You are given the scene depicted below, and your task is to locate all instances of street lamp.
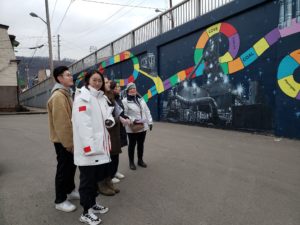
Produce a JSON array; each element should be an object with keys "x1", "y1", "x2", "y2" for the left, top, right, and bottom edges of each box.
[
  {"x1": 29, "y1": 12, "x2": 47, "y2": 24},
  {"x1": 28, "y1": 44, "x2": 44, "y2": 50},
  {"x1": 29, "y1": 0, "x2": 53, "y2": 76},
  {"x1": 155, "y1": 8, "x2": 174, "y2": 28}
]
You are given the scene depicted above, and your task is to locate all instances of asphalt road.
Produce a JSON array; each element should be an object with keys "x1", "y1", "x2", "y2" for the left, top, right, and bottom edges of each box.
[{"x1": 0, "y1": 114, "x2": 299, "y2": 225}]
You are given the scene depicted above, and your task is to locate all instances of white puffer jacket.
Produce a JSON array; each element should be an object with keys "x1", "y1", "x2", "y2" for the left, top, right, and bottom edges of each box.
[
  {"x1": 122, "y1": 95, "x2": 153, "y2": 133},
  {"x1": 72, "y1": 86, "x2": 115, "y2": 166}
]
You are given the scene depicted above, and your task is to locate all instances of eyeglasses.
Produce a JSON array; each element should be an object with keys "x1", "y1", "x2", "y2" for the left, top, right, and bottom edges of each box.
[{"x1": 62, "y1": 73, "x2": 72, "y2": 78}]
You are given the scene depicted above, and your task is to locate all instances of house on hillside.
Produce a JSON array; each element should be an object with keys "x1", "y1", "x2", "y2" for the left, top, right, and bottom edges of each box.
[{"x1": 0, "y1": 24, "x2": 20, "y2": 111}]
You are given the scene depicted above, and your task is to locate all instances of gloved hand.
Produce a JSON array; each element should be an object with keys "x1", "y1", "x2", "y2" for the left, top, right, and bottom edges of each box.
[{"x1": 149, "y1": 124, "x2": 153, "y2": 131}]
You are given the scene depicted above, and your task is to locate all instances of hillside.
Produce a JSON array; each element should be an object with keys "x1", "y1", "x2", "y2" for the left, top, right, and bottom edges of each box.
[{"x1": 17, "y1": 56, "x2": 76, "y2": 87}]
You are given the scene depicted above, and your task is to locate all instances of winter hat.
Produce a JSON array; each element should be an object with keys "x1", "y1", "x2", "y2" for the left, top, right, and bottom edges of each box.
[{"x1": 126, "y1": 82, "x2": 136, "y2": 90}]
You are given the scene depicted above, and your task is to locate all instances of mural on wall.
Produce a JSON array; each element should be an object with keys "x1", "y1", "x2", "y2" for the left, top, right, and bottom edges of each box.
[
  {"x1": 98, "y1": 51, "x2": 165, "y2": 95},
  {"x1": 75, "y1": 0, "x2": 300, "y2": 134}
]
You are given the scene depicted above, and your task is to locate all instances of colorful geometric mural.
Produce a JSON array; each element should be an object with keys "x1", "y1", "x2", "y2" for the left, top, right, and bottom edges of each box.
[
  {"x1": 142, "y1": 21, "x2": 300, "y2": 102},
  {"x1": 277, "y1": 49, "x2": 300, "y2": 99},
  {"x1": 74, "y1": 0, "x2": 300, "y2": 138},
  {"x1": 92, "y1": 16, "x2": 300, "y2": 102},
  {"x1": 98, "y1": 51, "x2": 164, "y2": 94}
]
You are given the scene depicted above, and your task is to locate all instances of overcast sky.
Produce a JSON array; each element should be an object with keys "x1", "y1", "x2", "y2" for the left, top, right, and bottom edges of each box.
[{"x1": 0, "y1": 0, "x2": 185, "y2": 61}]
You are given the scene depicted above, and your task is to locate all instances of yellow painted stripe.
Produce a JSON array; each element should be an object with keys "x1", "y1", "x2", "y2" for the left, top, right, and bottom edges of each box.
[
  {"x1": 219, "y1": 52, "x2": 233, "y2": 63},
  {"x1": 114, "y1": 55, "x2": 120, "y2": 63},
  {"x1": 253, "y1": 38, "x2": 270, "y2": 56},
  {"x1": 278, "y1": 75, "x2": 300, "y2": 98},
  {"x1": 206, "y1": 23, "x2": 221, "y2": 37}
]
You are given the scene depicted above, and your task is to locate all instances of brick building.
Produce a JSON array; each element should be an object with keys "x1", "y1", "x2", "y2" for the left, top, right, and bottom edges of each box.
[{"x1": 0, "y1": 24, "x2": 19, "y2": 111}]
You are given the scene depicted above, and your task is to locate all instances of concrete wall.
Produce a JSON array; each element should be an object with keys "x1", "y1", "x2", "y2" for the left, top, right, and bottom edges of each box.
[
  {"x1": 77, "y1": 0, "x2": 300, "y2": 139},
  {"x1": 0, "y1": 86, "x2": 18, "y2": 111},
  {"x1": 20, "y1": 77, "x2": 54, "y2": 108}
]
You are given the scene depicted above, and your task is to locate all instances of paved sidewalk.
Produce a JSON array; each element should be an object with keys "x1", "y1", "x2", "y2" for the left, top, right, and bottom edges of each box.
[{"x1": 0, "y1": 114, "x2": 299, "y2": 225}]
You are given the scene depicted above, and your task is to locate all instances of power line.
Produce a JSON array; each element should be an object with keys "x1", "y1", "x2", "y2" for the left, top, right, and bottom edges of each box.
[
  {"x1": 51, "y1": 0, "x2": 59, "y2": 22},
  {"x1": 71, "y1": 0, "x2": 136, "y2": 39},
  {"x1": 54, "y1": 0, "x2": 74, "y2": 34},
  {"x1": 82, "y1": 0, "x2": 165, "y2": 10},
  {"x1": 95, "y1": 0, "x2": 148, "y2": 43}
]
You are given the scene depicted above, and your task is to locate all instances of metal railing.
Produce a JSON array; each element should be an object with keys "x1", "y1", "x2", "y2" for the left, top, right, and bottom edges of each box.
[{"x1": 68, "y1": 0, "x2": 234, "y2": 74}]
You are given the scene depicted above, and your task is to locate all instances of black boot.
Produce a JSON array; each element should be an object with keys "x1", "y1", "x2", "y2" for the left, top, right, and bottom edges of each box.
[
  {"x1": 129, "y1": 161, "x2": 136, "y2": 170},
  {"x1": 138, "y1": 159, "x2": 147, "y2": 168}
]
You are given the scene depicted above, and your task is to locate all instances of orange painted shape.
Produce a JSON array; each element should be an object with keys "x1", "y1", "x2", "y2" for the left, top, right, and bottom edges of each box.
[
  {"x1": 124, "y1": 51, "x2": 131, "y2": 59},
  {"x1": 290, "y1": 49, "x2": 300, "y2": 64},
  {"x1": 228, "y1": 58, "x2": 244, "y2": 74},
  {"x1": 178, "y1": 70, "x2": 186, "y2": 81},
  {"x1": 120, "y1": 80, "x2": 125, "y2": 87},
  {"x1": 147, "y1": 90, "x2": 152, "y2": 98},
  {"x1": 196, "y1": 32, "x2": 209, "y2": 49}
]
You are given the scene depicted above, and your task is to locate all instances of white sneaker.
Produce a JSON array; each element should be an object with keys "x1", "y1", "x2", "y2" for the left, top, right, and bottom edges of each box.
[
  {"x1": 55, "y1": 200, "x2": 76, "y2": 212},
  {"x1": 112, "y1": 177, "x2": 120, "y2": 183},
  {"x1": 115, "y1": 172, "x2": 125, "y2": 179},
  {"x1": 80, "y1": 209, "x2": 101, "y2": 225},
  {"x1": 91, "y1": 203, "x2": 109, "y2": 214},
  {"x1": 67, "y1": 190, "x2": 80, "y2": 200}
]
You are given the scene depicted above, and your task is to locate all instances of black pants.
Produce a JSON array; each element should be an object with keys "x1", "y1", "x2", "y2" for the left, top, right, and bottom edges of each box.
[
  {"x1": 79, "y1": 164, "x2": 107, "y2": 212},
  {"x1": 109, "y1": 155, "x2": 119, "y2": 178},
  {"x1": 54, "y1": 143, "x2": 76, "y2": 204},
  {"x1": 127, "y1": 131, "x2": 147, "y2": 162}
]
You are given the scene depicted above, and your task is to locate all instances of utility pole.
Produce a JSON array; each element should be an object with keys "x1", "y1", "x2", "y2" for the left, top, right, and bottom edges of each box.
[
  {"x1": 57, "y1": 34, "x2": 61, "y2": 61},
  {"x1": 25, "y1": 64, "x2": 29, "y2": 88},
  {"x1": 169, "y1": 0, "x2": 174, "y2": 28},
  {"x1": 45, "y1": 0, "x2": 54, "y2": 75},
  {"x1": 89, "y1": 46, "x2": 97, "y2": 53}
]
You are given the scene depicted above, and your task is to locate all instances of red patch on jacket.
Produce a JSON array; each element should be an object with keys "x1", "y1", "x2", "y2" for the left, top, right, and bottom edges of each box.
[
  {"x1": 84, "y1": 146, "x2": 91, "y2": 153},
  {"x1": 79, "y1": 106, "x2": 86, "y2": 112}
]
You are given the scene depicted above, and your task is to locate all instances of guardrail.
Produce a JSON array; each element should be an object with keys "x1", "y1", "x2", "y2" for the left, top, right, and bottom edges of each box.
[{"x1": 68, "y1": 0, "x2": 234, "y2": 74}]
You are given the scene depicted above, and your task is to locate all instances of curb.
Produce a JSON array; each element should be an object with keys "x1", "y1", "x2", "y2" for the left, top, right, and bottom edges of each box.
[{"x1": 0, "y1": 111, "x2": 48, "y2": 115}]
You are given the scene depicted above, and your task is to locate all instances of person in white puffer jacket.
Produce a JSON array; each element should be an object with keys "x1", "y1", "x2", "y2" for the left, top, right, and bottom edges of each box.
[
  {"x1": 72, "y1": 70, "x2": 114, "y2": 225},
  {"x1": 122, "y1": 82, "x2": 153, "y2": 170}
]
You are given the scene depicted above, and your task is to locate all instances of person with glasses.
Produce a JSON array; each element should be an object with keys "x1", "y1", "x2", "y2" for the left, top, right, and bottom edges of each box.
[{"x1": 47, "y1": 66, "x2": 79, "y2": 213}]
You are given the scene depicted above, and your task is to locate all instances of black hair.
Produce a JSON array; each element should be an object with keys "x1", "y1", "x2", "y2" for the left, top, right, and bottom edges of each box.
[
  {"x1": 53, "y1": 66, "x2": 69, "y2": 83},
  {"x1": 84, "y1": 70, "x2": 105, "y2": 91},
  {"x1": 110, "y1": 81, "x2": 117, "y2": 90}
]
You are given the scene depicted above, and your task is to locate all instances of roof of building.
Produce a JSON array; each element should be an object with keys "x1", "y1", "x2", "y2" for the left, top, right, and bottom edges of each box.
[
  {"x1": 0, "y1": 24, "x2": 9, "y2": 30},
  {"x1": 9, "y1": 35, "x2": 19, "y2": 47}
]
